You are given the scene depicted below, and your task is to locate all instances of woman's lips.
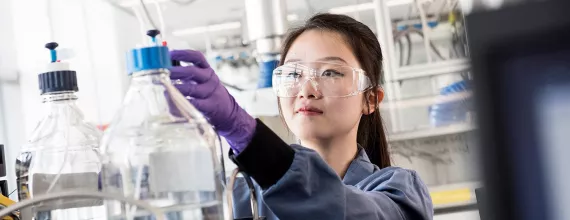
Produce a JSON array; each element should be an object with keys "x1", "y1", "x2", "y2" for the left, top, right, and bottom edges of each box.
[{"x1": 296, "y1": 106, "x2": 324, "y2": 116}]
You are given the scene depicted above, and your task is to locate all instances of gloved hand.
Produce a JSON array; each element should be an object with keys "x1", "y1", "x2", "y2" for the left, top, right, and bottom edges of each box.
[{"x1": 169, "y1": 50, "x2": 256, "y2": 153}]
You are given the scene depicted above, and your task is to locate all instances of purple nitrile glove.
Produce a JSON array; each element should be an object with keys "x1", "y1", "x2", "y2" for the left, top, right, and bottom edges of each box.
[{"x1": 169, "y1": 50, "x2": 256, "y2": 154}]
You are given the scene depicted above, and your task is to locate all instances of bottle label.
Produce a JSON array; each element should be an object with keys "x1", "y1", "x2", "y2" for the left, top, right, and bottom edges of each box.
[
  {"x1": 31, "y1": 172, "x2": 103, "y2": 211},
  {"x1": 149, "y1": 149, "x2": 215, "y2": 193}
]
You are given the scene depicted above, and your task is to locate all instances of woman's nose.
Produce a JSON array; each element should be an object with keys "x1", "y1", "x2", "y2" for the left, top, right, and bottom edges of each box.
[{"x1": 297, "y1": 78, "x2": 322, "y2": 99}]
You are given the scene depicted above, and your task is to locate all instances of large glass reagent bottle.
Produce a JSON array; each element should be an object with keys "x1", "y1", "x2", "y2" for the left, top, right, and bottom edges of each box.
[
  {"x1": 100, "y1": 36, "x2": 224, "y2": 220},
  {"x1": 16, "y1": 42, "x2": 104, "y2": 220}
]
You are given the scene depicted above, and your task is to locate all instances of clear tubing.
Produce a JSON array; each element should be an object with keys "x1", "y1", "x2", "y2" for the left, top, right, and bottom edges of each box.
[
  {"x1": 116, "y1": 73, "x2": 224, "y2": 219},
  {"x1": 132, "y1": 0, "x2": 166, "y2": 45},
  {"x1": 20, "y1": 91, "x2": 102, "y2": 220},
  {"x1": 150, "y1": 0, "x2": 166, "y2": 41},
  {"x1": 225, "y1": 169, "x2": 238, "y2": 220},
  {"x1": 416, "y1": 0, "x2": 433, "y2": 62},
  {"x1": 159, "y1": 77, "x2": 200, "y2": 123},
  {"x1": 45, "y1": 93, "x2": 77, "y2": 194},
  {"x1": 0, "y1": 191, "x2": 166, "y2": 220},
  {"x1": 45, "y1": 105, "x2": 69, "y2": 193},
  {"x1": 127, "y1": 164, "x2": 145, "y2": 220},
  {"x1": 132, "y1": 7, "x2": 148, "y2": 43},
  {"x1": 160, "y1": 74, "x2": 231, "y2": 218},
  {"x1": 225, "y1": 169, "x2": 260, "y2": 220}
]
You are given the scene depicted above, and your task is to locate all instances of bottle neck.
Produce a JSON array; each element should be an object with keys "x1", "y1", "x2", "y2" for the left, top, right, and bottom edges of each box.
[
  {"x1": 130, "y1": 68, "x2": 171, "y2": 87},
  {"x1": 42, "y1": 91, "x2": 78, "y2": 103},
  {"x1": 127, "y1": 69, "x2": 174, "y2": 117},
  {"x1": 40, "y1": 91, "x2": 84, "y2": 121},
  {"x1": 131, "y1": 68, "x2": 169, "y2": 77}
]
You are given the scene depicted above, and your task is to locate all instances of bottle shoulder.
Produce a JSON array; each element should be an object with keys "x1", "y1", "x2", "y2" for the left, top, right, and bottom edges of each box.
[
  {"x1": 101, "y1": 75, "x2": 216, "y2": 154},
  {"x1": 24, "y1": 116, "x2": 101, "y2": 151}
]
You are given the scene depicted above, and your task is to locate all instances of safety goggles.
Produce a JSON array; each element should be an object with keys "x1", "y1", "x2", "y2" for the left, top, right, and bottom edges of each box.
[{"x1": 272, "y1": 61, "x2": 373, "y2": 98}]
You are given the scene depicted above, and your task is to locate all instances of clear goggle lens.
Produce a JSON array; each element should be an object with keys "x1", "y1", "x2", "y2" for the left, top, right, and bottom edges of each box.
[{"x1": 272, "y1": 62, "x2": 373, "y2": 97}]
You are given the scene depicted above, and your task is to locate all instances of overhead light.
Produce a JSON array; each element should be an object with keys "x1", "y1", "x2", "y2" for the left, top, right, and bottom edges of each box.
[
  {"x1": 287, "y1": 14, "x2": 299, "y2": 21},
  {"x1": 207, "y1": 22, "x2": 241, "y2": 32},
  {"x1": 329, "y1": 0, "x2": 414, "y2": 14},
  {"x1": 172, "y1": 22, "x2": 241, "y2": 36},
  {"x1": 329, "y1": 2, "x2": 375, "y2": 14},
  {"x1": 387, "y1": 0, "x2": 414, "y2": 7}
]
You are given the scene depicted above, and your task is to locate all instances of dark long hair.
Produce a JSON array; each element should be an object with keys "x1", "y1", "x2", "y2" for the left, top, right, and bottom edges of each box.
[{"x1": 278, "y1": 13, "x2": 391, "y2": 168}]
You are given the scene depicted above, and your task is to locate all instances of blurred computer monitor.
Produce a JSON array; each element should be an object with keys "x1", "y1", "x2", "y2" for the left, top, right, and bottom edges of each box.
[{"x1": 468, "y1": 1, "x2": 570, "y2": 220}]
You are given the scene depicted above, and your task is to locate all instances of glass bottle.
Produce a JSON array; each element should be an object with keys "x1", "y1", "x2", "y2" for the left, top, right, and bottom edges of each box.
[
  {"x1": 16, "y1": 42, "x2": 104, "y2": 220},
  {"x1": 100, "y1": 32, "x2": 224, "y2": 220}
]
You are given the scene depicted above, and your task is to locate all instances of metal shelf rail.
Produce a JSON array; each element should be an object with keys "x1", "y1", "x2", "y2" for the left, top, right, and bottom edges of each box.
[
  {"x1": 389, "y1": 122, "x2": 476, "y2": 142},
  {"x1": 395, "y1": 58, "x2": 470, "y2": 81}
]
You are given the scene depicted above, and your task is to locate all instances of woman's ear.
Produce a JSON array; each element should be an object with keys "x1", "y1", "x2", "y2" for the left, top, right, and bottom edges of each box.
[{"x1": 362, "y1": 88, "x2": 384, "y2": 115}]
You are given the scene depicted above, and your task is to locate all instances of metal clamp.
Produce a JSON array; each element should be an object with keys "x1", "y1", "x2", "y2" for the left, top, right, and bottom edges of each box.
[{"x1": 226, "y1": 168, "x2": 265, "y2": 220}]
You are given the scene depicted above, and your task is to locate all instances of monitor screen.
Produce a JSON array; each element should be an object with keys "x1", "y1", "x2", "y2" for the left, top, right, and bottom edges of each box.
[
  {"x1": 498, "y1": 50, "x2": 570, "y2": 220},
  {"x1": 536, "y1": 82, "x2": 570, "y2": 220}
]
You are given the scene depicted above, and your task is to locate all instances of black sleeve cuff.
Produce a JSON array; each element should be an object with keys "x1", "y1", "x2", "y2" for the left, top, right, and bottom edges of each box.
[{"x1": 229, "y1": 119, "x2": 295, "y2": 189}]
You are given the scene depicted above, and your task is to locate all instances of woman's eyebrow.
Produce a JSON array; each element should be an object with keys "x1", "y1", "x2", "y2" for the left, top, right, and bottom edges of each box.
[
  {"x1": 284, "y1": 58, "x2": 301, "y2": 63},
  {"x1": 285, "y1": 57, "x2": 348, "y2": 63},
  {"x1": 316, "y1": 56, "x2": 348, "y2": 64}
]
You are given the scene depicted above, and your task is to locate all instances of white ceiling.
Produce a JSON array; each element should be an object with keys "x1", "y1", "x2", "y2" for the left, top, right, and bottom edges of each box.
[
  {"x1": 108, "y1": 0, "x2": 451, "y2": 50},
  {"x1": 112, "y1": 0, "x2": 375, "y2": 26}
]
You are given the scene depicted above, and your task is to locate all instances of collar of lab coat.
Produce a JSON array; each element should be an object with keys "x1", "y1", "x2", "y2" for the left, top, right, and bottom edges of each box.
[{"x1": 342, "y1": 146, "x2": 380, "y2": 185}]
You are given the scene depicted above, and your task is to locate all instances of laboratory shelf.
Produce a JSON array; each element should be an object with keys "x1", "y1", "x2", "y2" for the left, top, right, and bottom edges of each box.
[
  {"x1": 229, "y1": 85, "x2": 475, "y2": 142},
  {"x1": 429, "y1": 181, "x2": 481, "y2": 210},
  {"x1": 394, "y1": 59, "x2": 471, "y2": 81},
  {"x1": 381, "y1": 91, "x2": 472, "y2": 109},
  {"x1": 388, "y1": 123, "x2": 476, "y2": 142}
]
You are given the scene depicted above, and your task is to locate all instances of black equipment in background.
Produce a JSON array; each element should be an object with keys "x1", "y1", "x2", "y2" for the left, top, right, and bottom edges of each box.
[{"x1": 468, "y1": 1, "x2": 570, "y2": 220}]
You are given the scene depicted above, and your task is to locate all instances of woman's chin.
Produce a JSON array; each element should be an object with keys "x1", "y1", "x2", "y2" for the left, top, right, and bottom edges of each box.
[
  {"x1": 294, "y1": 119, "x2": 323, "y2": 129},
  {"x1": 293, "y1": 126, "x2": 330, "y2": 140}
]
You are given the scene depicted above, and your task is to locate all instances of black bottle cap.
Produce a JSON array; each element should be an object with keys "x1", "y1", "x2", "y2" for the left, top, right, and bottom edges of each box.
[{"x1": 38, "y1": 71, "x2": 79, "y2": 94}]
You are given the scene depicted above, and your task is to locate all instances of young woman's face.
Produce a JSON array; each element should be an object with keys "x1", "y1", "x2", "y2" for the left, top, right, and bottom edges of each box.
[{"x1": 280, "y1": 30, "x2": 366, "y2": 141}]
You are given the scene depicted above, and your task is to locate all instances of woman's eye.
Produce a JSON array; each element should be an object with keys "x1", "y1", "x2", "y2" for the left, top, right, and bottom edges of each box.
[
  {"x1": 322, "y1": 69, "x2": 344, "y2": 77},
  {"x1": 287, "y1": 71, "x2": 302, "y2": 78}
]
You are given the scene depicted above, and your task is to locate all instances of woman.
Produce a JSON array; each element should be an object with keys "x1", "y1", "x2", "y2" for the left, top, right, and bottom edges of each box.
[{"x1": 170, "y1": 13, "x2": 433, "y2": 220}]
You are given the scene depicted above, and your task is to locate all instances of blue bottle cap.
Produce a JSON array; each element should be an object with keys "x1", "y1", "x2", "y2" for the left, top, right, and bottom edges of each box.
[{"x1": 126, "y1": 46, "x2": 172, "y2": 74}]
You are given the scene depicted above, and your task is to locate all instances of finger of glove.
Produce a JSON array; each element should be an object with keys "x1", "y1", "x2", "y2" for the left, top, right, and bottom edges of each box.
[
  {"x1": 169, "y1": 66, "x2": 214, "y2": 83},
  {"x1": 188, "y1": 98, "x2": 223, "y2": 124},
  {"x1": 190, "y1": 97, "x2": 239, "y2": 133},
  {"x1": 170, "y1": 50, "x2": 210, "y2": 68},
  {"x1": 174, "y1": 79, "x2": 220, "y2": 99}
]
